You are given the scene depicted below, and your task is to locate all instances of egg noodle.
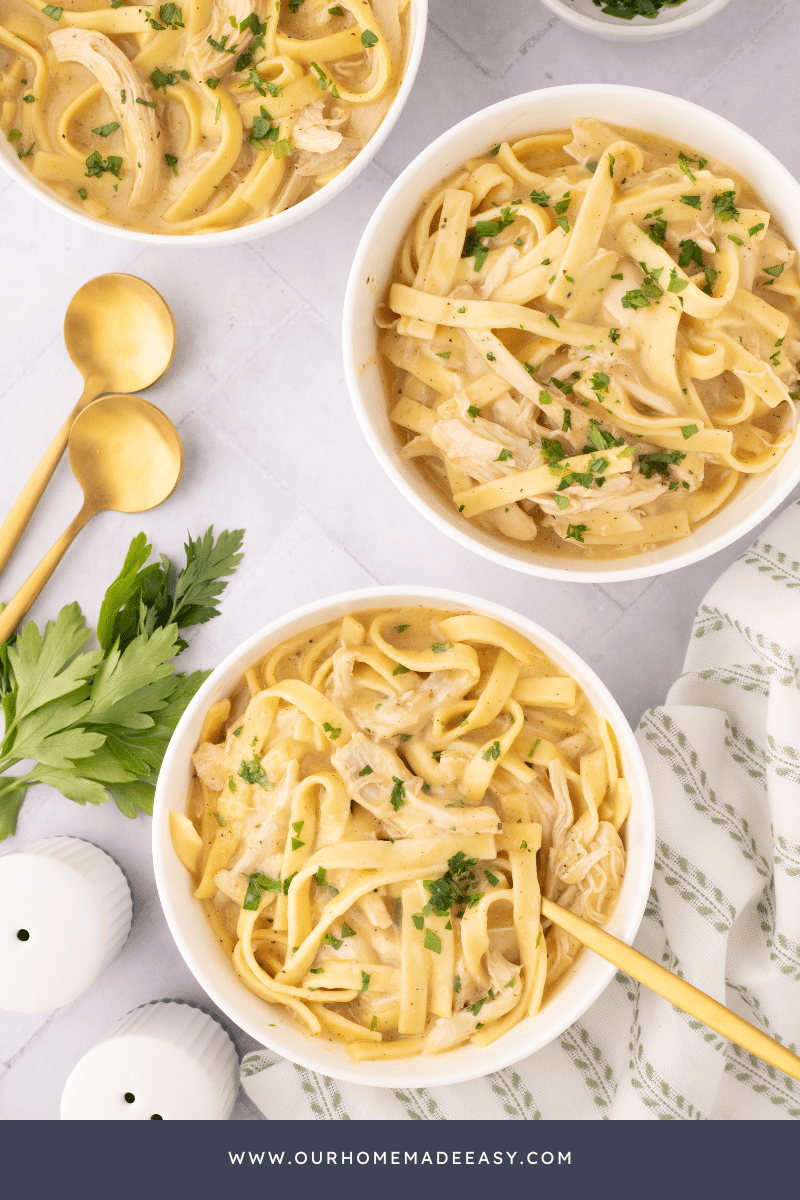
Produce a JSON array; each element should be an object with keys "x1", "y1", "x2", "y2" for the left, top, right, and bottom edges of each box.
[
  {"x1": 379, "y1": 119, "x2": 800, "y2": 556},
  {"x1": 0, "y1": 0, "x2": 407, "y2": 232},
  {"x1": 171, "y1": 607, "x2": 630, "y2": 1058}
]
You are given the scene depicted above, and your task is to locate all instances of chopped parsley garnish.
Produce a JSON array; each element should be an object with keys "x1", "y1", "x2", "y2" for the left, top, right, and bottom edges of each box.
[
  {"x1": 322, "y1": 932, "x2": 342, "y2": 950},
  {"x1": 423, "y1": 851, "x2": 482, "y2": 918},
  {"x1": 609, "y1": 327, "x2": 620, "y2": 343},
  {"x1": 454, "y1": 975, "x2": 462, "y2": 993},
  {"x1": 92, "y1": 122, "x2": 120, "y2": 137},
  {"x1": 621, "y1": 288, "x2": 651, "y2": 310},
  {"x1": 590, "y1": 372, "x2": 610, "y2": 394},
  {"x1": 136, "y1": 98, "x2": 157, "y2": 108},
  {"x1": 431, "y1": 642, "x2": 452, "y2": 653},
  {"x1": 668, "y1": 267, "x2": 688, "y2": 294},
  {"x1": 468, "y1": 996, "x2": 486, "y2": 1017},
  {"x1": 437, "y1": 350, "x2": 451, "y2": 359},
  {"x1": 680, "y1": 194, "x2": 701, "y2": 209},
  {"x1": 467, "y1": 405, "x2": 481, "y2": 421},
  {"x1": 678, "y1": 237, "x2": 704, "y2": 269},
  {"x1": 547, "y1": 314, "x2": 560, "y2": 328},
  {"x1": 233, "y1": 725, "x2": 243, "y2": 736},
  {"x1": 77, "y1": 187, "x2": 87, "y2": 200},
  {"x1": 7, "y1": 128, "x2": 22, "y2": 144},
  {"x1": 341, "y1": 922, "x2": 355, "y2": 938},
  {"x1": 540, "y1": 437, "x2": 565, "y2": 467},
  {"x1": 206, "y1": 77, "x2": 220, "y2": 89},
  {"x1": 238, "y1": 755, "x2": 272, "y2": 789},
  {"x1": 638, "y1": 449, "x2": 685, "y2": 479},
  {"x1": 22, "y1": 94, "x2": 34, "y2": 104},
  {"x1": 647, "y1": 216, "x2": 667, "y2": 246},
  {"x1": 749, "y1": 222, "x2": 765, "y2": 237},
  {"x1": 677, "y1": 150, "x2": 707, "y2": 183},
  {"x1": 412, "y1": 913, "x2": 424, "y2": 931},
  {"x1": 493, "y1": 448, "x2": 512, "y2": 462},
  {"x1": 243, "y1": 871, "x2": 281, "y2": 909},
  {"x1": 322, "y1": 721, "x2": 341, "y2": 740},
  {"x1": 390, "y1": 776, "x2": 406, "y2": 810},
  {"x1": 207, "y1": 33, "x2": 237, "y2": 53},
  {"x1": 424, "y1": 928, "x2": 442, "y2": 954},
  {"x1": 164, "y1": 152, "x2": 179, "y2": 176},
  {"x1": 360, "y1": 971, "x2": 370, "y2": 993},
  {"x1": 42, "y1": 4, "x2": 62, "y2": 17},
  {"x1": 489, "y1": 144, "x2": 500, "y2": 157},
  {"x1": 396, "y1": 624, "x2": 409, "y2": 632},
  {"x1": 84, "y1": 151, "x2": 122, "y2": 179},
  {"x1": 159, "y1": 3, "x2": 184, "y2": 26},
  {"x1": 763, "y1": 263, "x2": 785, "y2": 278},
  {"x1": 681, "y1": 424, "x2": 699, "y2": 439},
  {"x1": 562, "y1": 410, "x2": 572, "y2": 433},
  {"x1": 712, "y1": 190, "x2": 739, "y2": 222},
  {"x1": 328, "y1": 5, "x2": 345, "y2": 12},
  {"x1": 212, "y1": 811, "x2": 226, "y2": 826},
  {"x1": 392, "y1": 663, "x2": 410, "y2": 675},
  {"x1": 527, "y1": 739, "x2": 541, "y2": 759},
  {"x1": 529, "y1": 188, "x2": 549, "y2": 206},
  {"x1": 565, "y1": 524, "x2": 588, "y2": 543},
  {"x1": 482, "y1": 740, "x2": 501, "y2": 762},
  {"x1": 361, "y1": 28, "x2": 378, "y2": 46},
  {"x1": 273, "y1": 138, "x2": 292, "y2": 159},
  {"x1": 310, "y1": 61, "x2": 340, "y2": 98},
  {"x1": 485, "y1": 870, "x2": 499, "y2": 887}
]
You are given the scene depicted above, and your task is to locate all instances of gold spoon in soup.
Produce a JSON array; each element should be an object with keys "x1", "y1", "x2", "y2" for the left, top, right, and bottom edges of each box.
[
  {"x1": 541, "y1": 896, "x2": 800, "y2": 1083},
  {"x1": 0, "y1": 395, "x2": 183, "y2": 645},
  {"x1": 0, "y1": 274, "x2": 176, "y2": 578}
]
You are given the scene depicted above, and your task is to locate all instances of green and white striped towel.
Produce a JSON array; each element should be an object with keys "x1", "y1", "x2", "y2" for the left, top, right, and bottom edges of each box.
[{"x1": 241, "y1": 502, "x2": 800, "y2": 1120}]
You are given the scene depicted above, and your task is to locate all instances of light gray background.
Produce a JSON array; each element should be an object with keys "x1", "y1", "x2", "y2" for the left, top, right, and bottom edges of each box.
[{"x1": 0, "y1": 0, "x2": 796, "y2": 1119}]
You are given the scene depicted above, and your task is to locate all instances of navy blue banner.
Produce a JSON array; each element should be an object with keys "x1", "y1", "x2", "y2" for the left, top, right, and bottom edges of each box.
[{"x1": 2, "y1": 1119, "x2": 795, "y2": 1200}]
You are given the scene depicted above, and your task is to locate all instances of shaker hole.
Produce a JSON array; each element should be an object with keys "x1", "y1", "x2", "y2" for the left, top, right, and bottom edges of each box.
[
  {"x1": 17, "y1": 929, "x2": 30, "y2": 941},
  {"x1": 150, "y1": 1113, "x2": 163, "y2": 1120},
  {"x1": 124, "y1": 1093, "x2": 135, "y2": 1104}
]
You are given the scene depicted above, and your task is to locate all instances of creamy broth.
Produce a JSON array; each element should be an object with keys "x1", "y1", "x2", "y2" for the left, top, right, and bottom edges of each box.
[
  {"x1": 378, "y1": 120, "x2": 800, "y2": 558},
  {"x1": 0, "y1": 0, "x2": 408, "y2": 233},
  {"x1": 171, "y1": 607, "x2": 630, "y2": 1058}
]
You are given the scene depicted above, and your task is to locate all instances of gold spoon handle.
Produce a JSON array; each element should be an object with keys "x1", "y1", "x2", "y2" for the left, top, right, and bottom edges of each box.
[
  {"x1": 541, "y1": 895, "x2": 800, "y2": 1083},
  {"x1": 0, "y1": 502, "x2": 95, "y2": 644},
  {"x1": 0, "y1": 381, "x2": 101, "y2": 580}
]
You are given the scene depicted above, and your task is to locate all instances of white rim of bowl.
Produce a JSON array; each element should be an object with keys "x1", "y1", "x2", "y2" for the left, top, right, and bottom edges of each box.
[
  {"x1": 343, "y1": 83, "x2": 800, "y2": 583},
  {"x1": 0, "y1": 0, "x2": 428, "y2": 246},
  {"x1": 153, "y1": 584, "x2": 655, "y2": 1088},
  {"x1": 537, "y1": 0, "x2": 733, "y2": 39}
]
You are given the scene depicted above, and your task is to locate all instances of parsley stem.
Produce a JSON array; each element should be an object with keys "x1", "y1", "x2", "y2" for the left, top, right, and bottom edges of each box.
[{"x1": 0, "y1": 768, "x2": 36, "y2": 797}]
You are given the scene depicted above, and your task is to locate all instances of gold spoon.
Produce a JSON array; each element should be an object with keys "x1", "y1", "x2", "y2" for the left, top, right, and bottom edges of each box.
[
  {"x1": 0, "y1": 274, "x2": 176, "y2": 579},
  {"x1": 0, "y1": 395, "x2": 183, "y2": 645},
  {"x1": 542, "y1": 895, "x2": 800, "y2": 1083}
]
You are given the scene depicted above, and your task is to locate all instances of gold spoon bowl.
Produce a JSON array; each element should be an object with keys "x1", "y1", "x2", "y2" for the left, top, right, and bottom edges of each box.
[
  {"x1": 0, "y1": 394, "x2": 183, "y2": 645},
  {"x1": 0, "y1": 274, "x2": 176, "y2": 579}
]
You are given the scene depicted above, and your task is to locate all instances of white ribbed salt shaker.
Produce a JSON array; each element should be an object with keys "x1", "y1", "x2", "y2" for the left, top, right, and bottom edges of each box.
[
  {"x1": 0, "y1": 836, "x2": 132, "y2": 1013},
  {"x1": 60, "y1": 1001, "x2": 239, "y2": 1120}
]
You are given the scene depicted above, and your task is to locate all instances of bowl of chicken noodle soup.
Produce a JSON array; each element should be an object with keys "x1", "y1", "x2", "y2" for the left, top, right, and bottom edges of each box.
[
  {"x1": 153, "y1": 587, "x2": 654, "y2": 1087},
  {"x1": 344, "y1": 86, "x2": 800, "y2": 581},
  {"x1": 0, "y1": 0, "x2": 425, "y2": 242}
]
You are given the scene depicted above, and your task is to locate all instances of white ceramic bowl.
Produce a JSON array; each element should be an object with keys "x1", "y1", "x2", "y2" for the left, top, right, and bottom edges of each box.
[
  {"x1": 0, "y1": 1, "x2": 427, "y2": 246},
  {"x1": 153, "y1": 585, "x2": 654, "y2": 1089},
  {"x1": 343, "y1": 85, "x2": 800, "y2": 583},
  {"x1": 537, "y1": 0, "x2": 733, "y2": 42}
]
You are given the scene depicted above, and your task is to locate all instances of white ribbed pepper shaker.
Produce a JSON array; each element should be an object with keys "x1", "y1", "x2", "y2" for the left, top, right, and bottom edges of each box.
[
  {"x1": 60, "y1": 1001, "x2": 239, "y2": 1119},
  {"x1": 0, "y1": 836, "x2": 132, "y2": 1012}
]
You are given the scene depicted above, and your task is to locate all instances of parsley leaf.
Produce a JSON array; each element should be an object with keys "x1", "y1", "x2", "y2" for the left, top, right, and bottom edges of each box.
[{"x1": 390, "y1": 776, "x2": 406, "y2": 810}]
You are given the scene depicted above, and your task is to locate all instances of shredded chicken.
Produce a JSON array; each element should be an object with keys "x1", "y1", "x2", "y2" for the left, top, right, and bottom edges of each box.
[
  {"x1": 423, "y1": 953, "x2": 520, "y2": 1053},
  {"x1": 49, "y1": 29, "x2": 161, "y2": 206},
  {"x1": 292, "y1": 98, "x2": 344, "y2": 155}
]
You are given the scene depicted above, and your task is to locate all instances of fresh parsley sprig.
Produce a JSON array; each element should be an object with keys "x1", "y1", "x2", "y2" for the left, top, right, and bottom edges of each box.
[{"x1": 0, "y1": 526, "x2": 244, "y2": 840}]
